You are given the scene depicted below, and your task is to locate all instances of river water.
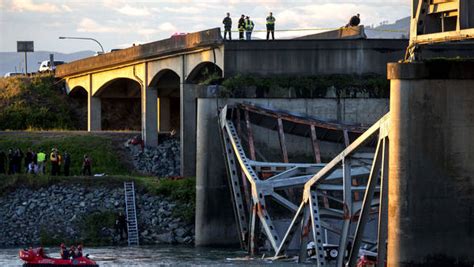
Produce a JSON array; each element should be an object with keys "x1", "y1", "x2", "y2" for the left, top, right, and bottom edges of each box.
[{"x1": 0, "y1": 245, "x2": 306, "y2": 266}]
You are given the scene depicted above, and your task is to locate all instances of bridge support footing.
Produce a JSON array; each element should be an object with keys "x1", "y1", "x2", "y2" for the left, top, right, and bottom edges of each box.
[{"x1": 388, "y1": 61, "x2": 474, "y2": 266}]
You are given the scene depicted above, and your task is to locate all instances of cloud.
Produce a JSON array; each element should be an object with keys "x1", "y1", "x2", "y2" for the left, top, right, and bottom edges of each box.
[
  {"x1": 61, "y1": 4, "x2": 73, "y2": 12},
  {"x1": 115, "y1": 4, "x2": 150, "y2": 16},
  {"x1": 9, "y1": 0, "x2": 61, "y2": 13},
  {"x1": 163, "y1": 6, "x2": 201, "y2": 14},
  {"x1": 159, "y1": 22, "x2": 177, "y2": 32},
  {"x1": 77, "y1": 18, "x2": 123, "y2": 33}
]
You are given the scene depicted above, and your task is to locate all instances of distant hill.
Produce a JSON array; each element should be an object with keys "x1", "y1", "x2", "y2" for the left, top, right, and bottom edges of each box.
[
  {"x1": 0, "y1": 50, "x2": 94, "y2": 76},
  {"x1": 365, "y1": 16, "x2": 410, "y2": 39}
]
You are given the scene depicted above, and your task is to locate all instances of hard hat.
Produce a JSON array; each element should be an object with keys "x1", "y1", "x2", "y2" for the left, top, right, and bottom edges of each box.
[{"x1": 306, "y1": 241, "x2": 315, "y2": 250}]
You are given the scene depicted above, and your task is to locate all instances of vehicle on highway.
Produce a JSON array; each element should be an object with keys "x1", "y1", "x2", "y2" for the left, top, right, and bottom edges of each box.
[
  {"x1": 38, "y1": 60, "x2": 66, "y2": 72},
  {"x1": 3, "y1": 72, "x2": 23, "y2": 78}
]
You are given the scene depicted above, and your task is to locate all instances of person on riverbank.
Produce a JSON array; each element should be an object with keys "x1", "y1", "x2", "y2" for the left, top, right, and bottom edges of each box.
[
  {"x1": 14, "y1": 148, "x2": 24, "y2": 174},
  {"x1": 7, "y1": 149, "x2": 14, "y2": 174},
  {"x1": 37, "y1": 149, "x2": 46, "y2": 175},
  {"x1": 50, "y1": 148, "x2": 59, "y2": 176},
  {"x1": 82, "y1": 154, "x2": 92, "y2": 176},
  {"x1": 25, "y1": 148, "x2": 33, "y2": 173},
  {"x1": 0, "y1": 150, "x2": 6, "y2": 174},
  {"x1": 115, "y1": 212, "x2": 128, "y2": 241},
  {"x1": 63, "y1": 151, "x2": 71, "y2": 176}
]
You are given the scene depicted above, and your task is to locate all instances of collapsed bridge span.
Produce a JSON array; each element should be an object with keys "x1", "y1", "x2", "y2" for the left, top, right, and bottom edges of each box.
[{"x1": 219, "y1": 103, "x2": 389, "y2": 266}]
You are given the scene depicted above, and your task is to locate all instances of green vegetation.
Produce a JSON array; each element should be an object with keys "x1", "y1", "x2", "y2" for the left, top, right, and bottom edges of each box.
[
  {"x1": 219, "y1": 74, "x2": 389, "y2": 98},
  {"x1": 79, "y1": 211, "x2": 117, "y2": 246},
  {"x1": 39, "y1": 228, "x2": 74, "y2": 247},
  {"x1": 152, "y1": 178, "x2": 196, "y2": 223},
  {"x1": 0, "y1": 134, "x2": 128, "y2": 176},
  {"x1": 0, "y1": 74, "x2": 82, "y2": 130}
]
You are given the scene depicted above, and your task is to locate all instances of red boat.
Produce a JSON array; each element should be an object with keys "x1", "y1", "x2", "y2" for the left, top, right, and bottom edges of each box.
[{"x1": 19, "y1": 247, "x2": 98, "y2": 267}]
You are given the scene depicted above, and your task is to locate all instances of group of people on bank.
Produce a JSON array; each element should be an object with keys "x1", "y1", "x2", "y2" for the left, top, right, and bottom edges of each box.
[
  {"x1": 222, "y1": 12, "x2": 276, "y2": 40},
  {"x1": 0, "y1": 148, "x2": 93, "y2": 176}
]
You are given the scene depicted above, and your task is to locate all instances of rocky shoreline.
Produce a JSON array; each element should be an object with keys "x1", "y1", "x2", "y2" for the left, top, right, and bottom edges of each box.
[
  {"x1": 125, "y1": 138, "x2": 181, "y2": 177},
  {"x1": 0, "y1": 183, "x2": 194, "y2": 247}
]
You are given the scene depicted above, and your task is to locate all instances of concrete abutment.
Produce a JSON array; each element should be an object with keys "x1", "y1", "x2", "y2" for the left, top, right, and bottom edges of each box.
[{"x1": 387, "y1": 61, "x2": 474, "y2": 267}]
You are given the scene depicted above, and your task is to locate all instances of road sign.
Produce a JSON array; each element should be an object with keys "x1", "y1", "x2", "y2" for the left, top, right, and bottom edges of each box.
[{"x1": 17, "y1": 41, "x2": 34, "y2": 52}]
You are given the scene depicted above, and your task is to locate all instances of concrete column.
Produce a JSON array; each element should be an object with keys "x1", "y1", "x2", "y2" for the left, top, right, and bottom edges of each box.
[
  {"x1": 158, "y1": 97, "x2": 171, "y2": 131},
  {"x1": 87, "y1": 94, "x2": 101, "y2": 131},
  {"x1": 180, "y1": 83, "x2": 196, "y2": 177},
  {"x1": 142, "y1": 86, "x2": 158, "y2": 147},
  {"x1": 387, "y1": 62, "x2": 474, "y2": 267},
  {"x1": 195, "y1": 98, "x2": 239, "y2": 246}
]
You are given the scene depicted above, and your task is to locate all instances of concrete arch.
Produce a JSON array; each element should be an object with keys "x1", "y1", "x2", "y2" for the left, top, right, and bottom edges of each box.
[
  {"x1": 65, "y1": 75, "x2": 89, "y2": 95},
  {"x1": 69, "y1": 85, "x2": 88, "y2": 96},
  {"x1": 186, "y1": 61, "x2": 223, "y2": 84},
  {"x1": 68, "y1": 86, "x2": 88, "y2": 130},
  {"x1": 149, "y1": 69, "x2": 181, "y2": 96},
  {"x1": 184, "y1": 47, "x2": 224, "y2": 81},
  {"x1": 93, "y1": 77, "x2": 141, "y2": 98},
  {"x1": 147, "y1": 57, "x2": 182, "y2": 87},
  {"x1": 94, "y1": 77, "x2": 142, "y2": 131},
  {"x1": 91, "y1": 64, "x2": 145, "y2": 96},
  {"x1": 149, "y1": 69, "x2": 181, "y2": 132}
]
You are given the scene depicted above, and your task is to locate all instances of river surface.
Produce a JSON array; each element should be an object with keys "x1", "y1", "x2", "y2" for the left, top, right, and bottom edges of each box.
[{"x1": 0, "y1": 245, "x2": 306, "y2": 266}]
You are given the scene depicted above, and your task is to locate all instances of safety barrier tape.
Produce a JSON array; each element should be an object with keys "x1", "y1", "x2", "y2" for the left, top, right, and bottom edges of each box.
[{"x1": 225, "y1": 27, "x2": 407, "y2": 33}]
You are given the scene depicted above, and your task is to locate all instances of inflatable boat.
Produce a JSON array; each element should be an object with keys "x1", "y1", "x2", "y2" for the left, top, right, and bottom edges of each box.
[{"x1": 19, "y1": 247, "x2": 98, "y2": 267}]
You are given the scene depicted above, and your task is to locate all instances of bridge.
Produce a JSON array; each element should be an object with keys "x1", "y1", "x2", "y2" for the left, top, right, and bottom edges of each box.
[{"x1": 56, "y1": 27, "x2": 473, "y2": 176}]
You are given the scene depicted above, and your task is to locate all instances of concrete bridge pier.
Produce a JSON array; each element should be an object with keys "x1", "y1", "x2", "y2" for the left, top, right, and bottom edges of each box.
[
  {"x1": 195, "y1": 98, "x2": 239, "y2": 246},
  {"x1": 88, "y1": 94, "x2": 101, "y2": 131},
  {"x1": 142, "y1": 86, "x2": 158, "y2": 147},
  {"x1": 387, "y1": 61, "x2": 474, "y2": 266},
  {"x1": 180, "y1": 83, "x2": 197, "y2": 177}
]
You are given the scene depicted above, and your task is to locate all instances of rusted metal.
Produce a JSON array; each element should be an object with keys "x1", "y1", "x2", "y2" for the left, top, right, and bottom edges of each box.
[
  {"x1": 237, "y1": 103, "x2": 367, "y2": 133},
  {"x1": 244, "y1": 110, "x2": 256, "y2": 160},
  {"x1": 277, "y1": 117, "x2": 289, "y2": 163},
  {"x1": 310, "y1": 125, "x2": 322, "y2": 163}
]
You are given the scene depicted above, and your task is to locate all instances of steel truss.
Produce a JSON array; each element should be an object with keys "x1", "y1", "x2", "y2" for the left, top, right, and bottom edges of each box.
[{"x1": 219, "y1": 104, "x2": 390, "y2": 266}]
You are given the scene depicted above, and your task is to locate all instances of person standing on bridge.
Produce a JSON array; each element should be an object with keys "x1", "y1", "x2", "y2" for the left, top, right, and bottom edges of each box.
[
  {"x1": 238, "y1": 14, "x2": 246, "y2": 40},
  {"x1": 266, "y1": 12, "x2": 276, "y2": 40},
  {"x1": 222, "y1": 12, "x2": 232, "y2": 40},
  {"x1": 346, "y1": 13, "x2": 361, "y2": 27},
  {"x1": 245, "y1": 16, "x2": 254, "y2": 40}
]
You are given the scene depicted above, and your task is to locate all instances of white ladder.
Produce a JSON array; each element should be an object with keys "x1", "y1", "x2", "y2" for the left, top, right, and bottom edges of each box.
[{"x1": 124, "y1": 181, "x2": 139, "y2": 246}]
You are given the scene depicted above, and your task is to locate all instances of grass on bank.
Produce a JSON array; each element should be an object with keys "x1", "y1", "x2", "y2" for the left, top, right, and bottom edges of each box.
[{"x1": 0, "y1": 134, "x2": 128, "y2": 176}]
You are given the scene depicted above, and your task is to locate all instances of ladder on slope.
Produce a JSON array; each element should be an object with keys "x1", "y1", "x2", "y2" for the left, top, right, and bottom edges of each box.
[{"x1": 124, "y1": 181, "x2": 139, "y2": 246}]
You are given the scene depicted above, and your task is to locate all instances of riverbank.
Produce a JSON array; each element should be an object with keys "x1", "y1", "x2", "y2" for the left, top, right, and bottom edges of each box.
[{"x1": 0, "y1": 175, "x2": 195, "y2": 247}]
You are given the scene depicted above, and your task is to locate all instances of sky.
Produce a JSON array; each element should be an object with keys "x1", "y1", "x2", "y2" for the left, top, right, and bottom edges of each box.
[{"x1": 0, "y1": 0, "x2": 410, "y2": 53}]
